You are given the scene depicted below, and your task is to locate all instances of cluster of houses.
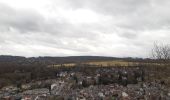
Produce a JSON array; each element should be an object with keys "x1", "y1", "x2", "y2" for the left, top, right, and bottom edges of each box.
[{"x1": 0, "y1": 66, "x2": 170, "y2": 100}]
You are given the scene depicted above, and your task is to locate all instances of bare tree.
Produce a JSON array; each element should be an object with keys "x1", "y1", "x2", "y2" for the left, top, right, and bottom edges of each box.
[{"x1": 151, "y1": 42, "x2": 170, "y2": 62}]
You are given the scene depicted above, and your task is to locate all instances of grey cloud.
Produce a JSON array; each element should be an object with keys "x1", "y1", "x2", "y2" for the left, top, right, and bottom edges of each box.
[
  {"x1": 0, "y1": 3, "x2": 101, "y2": 57},
  {"x1": 60, "y1": 0, "x2": 170, "y2": 31},
  {"x1": 0, "y1": 3, "x2": 44, "y2": 33},
  {"x1": 0, "y1": 3, "x2": 98, "y2": 39},
  {"x1": 1, "y1": 0, "x2": 170, "y2": 57},
  {"x1": 0, "y1": 3, "x2": 62, "y2": 34},
  {"x1": 63, "y1": 0, "x2": 149, "y2": 15}
]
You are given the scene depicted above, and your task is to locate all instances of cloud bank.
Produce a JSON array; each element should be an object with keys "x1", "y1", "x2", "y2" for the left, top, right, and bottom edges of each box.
[{"x1": 0, "y1": 0, "x2": 170, "y2": 57}]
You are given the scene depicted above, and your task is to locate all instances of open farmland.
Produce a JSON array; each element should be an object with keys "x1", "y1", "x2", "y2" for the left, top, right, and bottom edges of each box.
[
  {"x1": 49, "y1": 60, "x2": 139, "y2": 68},
  {"x1": 84, "y1": 60, "x2": 138, "y2": 66}
]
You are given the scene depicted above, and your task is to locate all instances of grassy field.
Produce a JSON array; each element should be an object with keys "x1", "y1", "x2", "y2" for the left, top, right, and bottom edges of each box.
[
  {"x1": 48, "y1": 60, "x2": 139, "y2": 68},
  {"x1": 84, "y1": 60, "x2": 137, "y2": 66}
]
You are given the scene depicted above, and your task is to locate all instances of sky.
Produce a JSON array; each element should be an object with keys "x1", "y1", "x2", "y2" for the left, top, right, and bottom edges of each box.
[{"x1": 0, "y1": 0, "x2": 170, "y2": 57}]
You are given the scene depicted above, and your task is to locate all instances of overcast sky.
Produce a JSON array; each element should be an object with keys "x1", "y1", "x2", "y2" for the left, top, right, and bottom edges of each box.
[{"x1": 0, "y1": 0, "x2": 170, "y2": 57}]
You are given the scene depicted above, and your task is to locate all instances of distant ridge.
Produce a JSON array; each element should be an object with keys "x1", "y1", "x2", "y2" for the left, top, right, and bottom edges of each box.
[
  {"x1": 0, "y1": 55, "x2": 148, "y2": 65},
  {"x1": 0, "y1": 55, "x2": 117, "y2": 64}
]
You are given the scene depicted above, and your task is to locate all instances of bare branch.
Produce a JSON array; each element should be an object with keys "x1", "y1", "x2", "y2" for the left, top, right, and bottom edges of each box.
[{"x1": 151, "y1": 42, "x2": 170, "y2": 62}]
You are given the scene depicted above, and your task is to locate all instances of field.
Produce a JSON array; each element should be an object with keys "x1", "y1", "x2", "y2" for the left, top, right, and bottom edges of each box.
[
  {"x1": 84, "y1": 60, "x2": 137, "y2": 66},
  {"x1": 49, "y1": 60, "x2": 139, "y2": 68}
]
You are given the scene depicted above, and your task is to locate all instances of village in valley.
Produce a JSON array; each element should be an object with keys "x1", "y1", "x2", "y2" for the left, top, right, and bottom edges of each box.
[{"x1": 0, "y1": 58, "x2": 170, "y2": 100}]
